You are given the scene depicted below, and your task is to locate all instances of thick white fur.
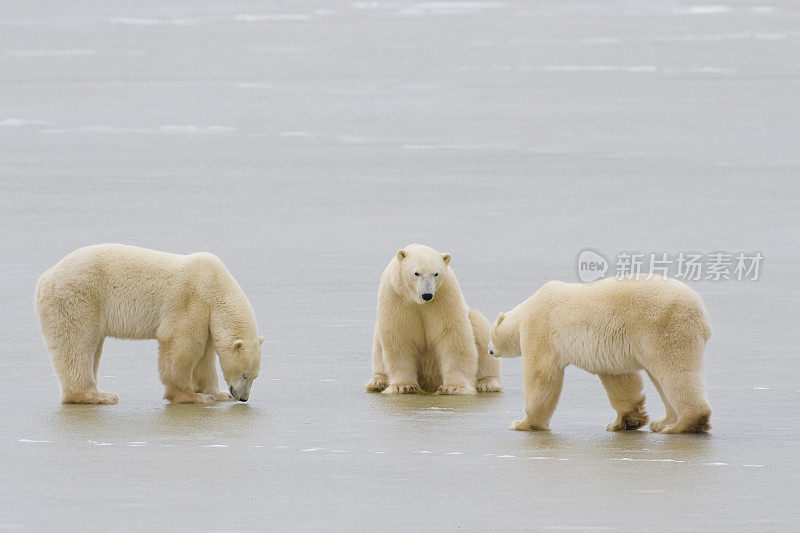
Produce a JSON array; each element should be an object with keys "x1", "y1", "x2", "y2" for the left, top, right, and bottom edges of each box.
[
  {"x1": 366, "y1": 244, "x2": 501, "y2": 395},
  {"x1": 35, "y1": 244, "x2": 263, "y2": 404},
  {"x1": 490, "y1": 277, "x2": 711, "y2": 434}
]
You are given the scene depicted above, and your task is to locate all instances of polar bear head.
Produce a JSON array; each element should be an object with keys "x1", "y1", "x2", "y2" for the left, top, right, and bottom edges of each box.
[
  {"x1": 488, "y1": 312, "x2": 521, "y2": 358},
  {"x1": 395, "y1": 244, "x2": 451, "y2": 304},
  {"x1": 217, "y1": 335, "x2": 264, "y2": 402}
]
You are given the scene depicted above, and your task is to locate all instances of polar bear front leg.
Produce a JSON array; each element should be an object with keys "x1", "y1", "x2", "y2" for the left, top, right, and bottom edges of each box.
[
  {"x1": 366, "y1": 323, "x2": 389, "y2": 392},
  {"x1": 193, "y1": 340, "x2": 234, "y2": 401},
  {"x1": 379, "y1": 332, "x2": 421, "y2": 394},
  {"x1": 159, "y1": 336, "x2": 215, "y2": 404},
  {"x1": 511, "y1": 356, "x2": 564, "y2": 431},
  {"x1": 434, "y1": 332, "x2": 477, "y2": 395}
]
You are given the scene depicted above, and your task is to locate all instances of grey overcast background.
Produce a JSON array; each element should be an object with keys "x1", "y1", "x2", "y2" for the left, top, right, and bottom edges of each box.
[{"x1": 1, "y1": 0, "x2": 799, "y2": 531}]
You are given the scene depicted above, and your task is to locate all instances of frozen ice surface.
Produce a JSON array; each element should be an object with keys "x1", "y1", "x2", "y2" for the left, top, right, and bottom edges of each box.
[{"x1": 1, "y1": 0, "x2": 799, "y2": 530}]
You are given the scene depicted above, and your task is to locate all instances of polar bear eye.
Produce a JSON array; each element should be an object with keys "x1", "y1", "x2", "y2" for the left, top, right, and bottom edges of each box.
[
  {"x1": 242, "y1": 373, "x2": 247, "y2": 380},
  {"x1": 414, "y1": 272, "x2": 420, "y2": 276},
  {"x1": 434, "y1": 273, "x2": 439, "y2": 277}
]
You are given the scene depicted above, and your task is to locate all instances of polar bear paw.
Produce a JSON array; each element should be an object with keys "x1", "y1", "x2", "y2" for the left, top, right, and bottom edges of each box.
[
  {"x1": 211, "y1": 390, "x2": 236, "y2": 402},
  {"x1": 607, "y1": 408, "x2": 649, "y2": 431},
  {"x1": 658, "y1": 412, "x2": 711, "y2": 434},
  {"x1": 509, "y1": 419, "x2": 549, "y2": 431},
  {"x1": 62, "y1": 390, "x2": 119, "y2": 405},
  {"x1": 166, "y1": 391, "x2": 216, "y2": 404},
  {"x1": 476, "y1": 376, "x2": 502, "y2": 393},
  {"x1": 381, "y1": 383, "x2": 421, "y2": 394},
  {"x1": 436, "y1": 383, "x2": 476, "y2": 395},
  {"x1": 365, "y1": 374, "x2": 389, "y2": 392}
]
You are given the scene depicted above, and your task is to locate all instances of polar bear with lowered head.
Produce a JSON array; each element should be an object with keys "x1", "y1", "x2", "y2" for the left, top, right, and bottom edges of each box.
[
  {"x1": 36, "y1": 244, "x2": 263, "y2": 404},
  {"x1": 489, "y1": 276, "x2": 711, "y2": 433},
  {"x1": 366, "y1": 244, "x2": 501, "y2": 395}
]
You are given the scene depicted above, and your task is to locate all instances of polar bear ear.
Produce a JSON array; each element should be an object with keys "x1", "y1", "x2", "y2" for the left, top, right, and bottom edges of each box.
[
  {"x1": 232, "y1": 340, "x2": 245, "y2": 351},
  {"x1": 441, "y1": 253, "x2": 451, "y2": 265},
  {"x1": 396, "y1": 249, "x2": 407, "y2": 261},
  {"x1": 496, "y1": 313, "x2": 506, "y2": 326},
  {"x1": 258, "y1": 336, "x2": 265, "y2": 345}
]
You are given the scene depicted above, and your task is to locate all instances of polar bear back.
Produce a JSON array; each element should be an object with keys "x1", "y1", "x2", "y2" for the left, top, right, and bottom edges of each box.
[
  {"x1": 36, "y1": 244, "x2": 218, "y2": 340},
  {"x1": 537, "y1": 277, "x2": 710, "y2": 374}
]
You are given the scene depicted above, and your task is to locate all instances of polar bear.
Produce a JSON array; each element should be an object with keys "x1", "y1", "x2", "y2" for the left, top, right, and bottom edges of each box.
[
  {"x1": 35, "y1": 244, "x2": 264, "y2": 404},
  {"x1": 366, "y1": 244, "x2": 501, "y2": 395},
  {"x1": 489, "y1": 277, "x2": 711, "y2": 434}
]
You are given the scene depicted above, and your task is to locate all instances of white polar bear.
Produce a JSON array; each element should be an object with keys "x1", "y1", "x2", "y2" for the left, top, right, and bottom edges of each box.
[
  {"x1": 489, "y1": 276, "x2": 712, "y2": 434},
  {"x1": 366, "y1": 244, "x2": 501, "y2": 395},
  {"x1": 35, "y1": 244, "x2": 264, "y2": 404}
]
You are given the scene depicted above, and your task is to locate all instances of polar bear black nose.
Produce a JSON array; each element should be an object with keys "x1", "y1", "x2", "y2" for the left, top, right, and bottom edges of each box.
[{"x1": 422, "y1": 293, "x2": 433, "y2": 301}]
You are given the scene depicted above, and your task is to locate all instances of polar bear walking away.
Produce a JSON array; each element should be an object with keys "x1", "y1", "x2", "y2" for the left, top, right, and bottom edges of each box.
[
  {"x1": 366, "y1": 244, "x2": 501, "y2": 395},
  {"x1": 36, "y1": 244, "x2": 264, "y2": 404},
  {"x1": 489, "y1": 277, "x2": 711, "y2": 433}
]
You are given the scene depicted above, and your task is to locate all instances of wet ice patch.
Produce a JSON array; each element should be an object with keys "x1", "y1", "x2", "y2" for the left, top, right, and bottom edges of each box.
[
  {"x1": 42, "y1": 124, "x2": 236, "y2": 135},
  {"x1": 8, "y1": 50, "x2": 96, "y2": 57},
  {"x1": 417, "y1": 450, "x2": 435, "y2": 454},
  {"x1": 753, "y1": 387, "x2": 771, "y2": 390},
  {"x1": 18, "y1": 439, "x2": 50, "y2": 443},
  {"x1": 159, "y1": 125, "x2": 235, "y2": 134},
  {"x1": 655, "y1": 32, "x2": 789, "y2": 42},
  {"x1": 126, "y1": 442, "x2": 147, "y2": 447},
  {"x1": 235, "y1": 82, "x2": 273, "y2": 89},
  {"x1": 444, "y1": 452, "x2": 463, "y2": 455},
  {"x1": 542, "y1": 65, "x2": 736, "y2": 76},
  {"x1": 111, "y1": 18, "x2": 199, "y2": 26},
  {"x1": 705, "y1": 462, "x2": 729, "y2": 466},
  {"x1": 613, "y1": 458, "x2": 686, "y2": 463},
  {"x1": 301, "y1": 447, "x2": 323, "y2": 452},
  {"x1": 88, "y1": 440, "x2": 115, "y2": 446},
  {"x1": 235, "y1": 14, "x2": 309, "y2": 22},
  {"x1": 353, "y1": 2, "x2": 506, "y2": 16},
  {"x1": 203, "y1": 444, "x2": 229, "y2": 448},
  {"x1": 279, "y1": 131, "x2": 371, "y2": 144},
  {"x1": 678, "y1": 6, "x2": 732, "y2": 15},
  {"x1": 544, "y1": 65, "x2": 656, "y2": 73},
  {"x1": 497, "y1": 454, "x2": 516, "y2": 458},
  {"x1": 0, "y1": 118, "x2": 51, "y2": 127}
]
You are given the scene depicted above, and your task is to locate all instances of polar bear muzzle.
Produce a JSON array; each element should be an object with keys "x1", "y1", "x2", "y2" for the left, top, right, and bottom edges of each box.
[{"x1": 229, "y1": 377, "x2": 251, "y2": 402}]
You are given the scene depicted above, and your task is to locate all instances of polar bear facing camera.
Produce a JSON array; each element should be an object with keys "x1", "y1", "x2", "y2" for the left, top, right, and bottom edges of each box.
[
  {"x1": 36, "y1": 244, "x2": 264, "y2": 404},
  {"x1": 366, "y1": 244, "x2": 501, "y2": 395},
  {"x1": 489, "y1": 276, "x2": 711, "y2": 434}
]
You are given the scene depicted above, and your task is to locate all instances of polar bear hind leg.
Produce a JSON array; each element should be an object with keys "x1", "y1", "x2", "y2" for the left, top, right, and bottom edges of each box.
[
  {"x1": 646, "y1": 360, "x2": 711, "y2": 434},
  {"x1": 599, "y1": 373, "x2": 648, "y2": 431},
  {"x1": 646, "y1": 370, "x2": 677, "y2": 432},
  {"x1": 50, "y1": 329, "x2": 117, "y2": 405}
]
